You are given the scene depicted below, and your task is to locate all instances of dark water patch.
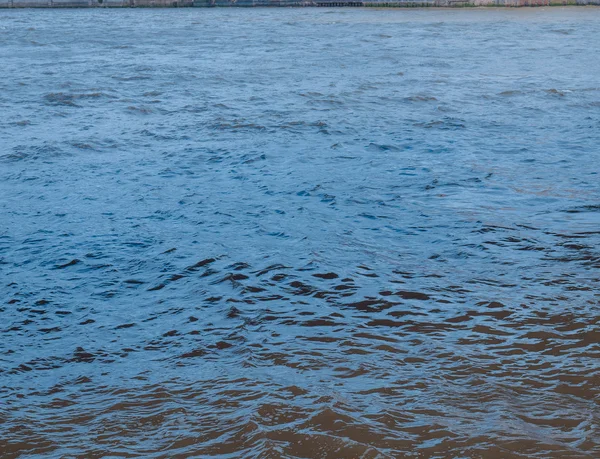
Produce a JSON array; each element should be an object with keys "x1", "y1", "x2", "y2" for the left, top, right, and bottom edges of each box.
[
  {"x1": 10, "y1": 119, "x2": 32, "y2": 126},
  {"x1": 43, "y1": 91, "x2": 113, "y2": 106},
  {"x1": 54, "y1": 259, "x2": 81, "y2": 269},
  {"x1": 405, "y1": 95, "x2": 438, "y2": 102},
  {"x1": 1, "y1": 144, "x2": 68, "y2": 163},
  {"x1": 414, "y1": 117, "x2": 466, "y2": 130},
  {"x1": 111, "y1": 75, "x2": 152, "y2": 81},
  {"x1": 126, "y1": 105, "x2": 154, "y2": 114}
]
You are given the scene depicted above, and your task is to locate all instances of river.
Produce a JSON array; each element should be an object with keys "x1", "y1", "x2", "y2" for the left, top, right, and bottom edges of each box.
[{"x1": 1, "y1": 7, "x2": 599, "y2": 458}]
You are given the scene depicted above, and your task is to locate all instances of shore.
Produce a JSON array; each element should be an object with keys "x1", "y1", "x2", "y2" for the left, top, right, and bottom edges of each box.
[{"x1": 1, "y1": 0, "x2": 599, "y2": 7}]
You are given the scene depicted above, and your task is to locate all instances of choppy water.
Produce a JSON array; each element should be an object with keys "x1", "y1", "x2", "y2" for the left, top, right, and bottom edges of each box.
[{"x1": 1, "y1": 7, "x2": 600, "y2": 458}]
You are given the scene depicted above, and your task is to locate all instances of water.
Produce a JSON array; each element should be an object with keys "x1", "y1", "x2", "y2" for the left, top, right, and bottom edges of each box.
[{"x1": 1, "y1": 7, "x2": 599, "y2": 458}]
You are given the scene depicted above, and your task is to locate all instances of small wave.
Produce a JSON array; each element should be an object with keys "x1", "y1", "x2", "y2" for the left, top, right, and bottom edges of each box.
[
  {"x1": 43, "y1": 92, "x2": 113, "y2": 107},
  {"x1": 111, "y1": 75, "x2": 152, "y2": 81},
  {"x1": 414, "y1": 117, "x2": 466, "y2": 130},
  {"x1": 127, "y1": 105, "x2": 153, "y2": 114},
  {"x1": 404, "y1": 95, "x2": 438, "y2": 102}
]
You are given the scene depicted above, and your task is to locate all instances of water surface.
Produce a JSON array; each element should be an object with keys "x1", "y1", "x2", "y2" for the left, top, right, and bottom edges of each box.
[{"x1": 1, "y1": 7, "x2": 600, "y2": 458}]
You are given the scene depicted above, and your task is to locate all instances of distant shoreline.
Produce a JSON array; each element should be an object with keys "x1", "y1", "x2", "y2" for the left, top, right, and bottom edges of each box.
[{"x1": 2, "y1": 0, "x2": 599, "y2": 7}]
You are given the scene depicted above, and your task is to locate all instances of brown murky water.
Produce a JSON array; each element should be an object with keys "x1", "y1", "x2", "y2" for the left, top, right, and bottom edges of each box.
[{"x1": 1, "y1": 7, "x2": 599, "y2": 458}]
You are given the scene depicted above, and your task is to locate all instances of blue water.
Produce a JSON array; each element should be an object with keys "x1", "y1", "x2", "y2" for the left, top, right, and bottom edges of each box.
[{"x1": 1, "y1": 7, "x2": 599, "y2": 458}]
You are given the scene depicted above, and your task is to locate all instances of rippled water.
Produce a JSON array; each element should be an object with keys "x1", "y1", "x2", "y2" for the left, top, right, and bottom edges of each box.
[{"x1": 1, "y1": 7, "x2": 600, "y2": 458}]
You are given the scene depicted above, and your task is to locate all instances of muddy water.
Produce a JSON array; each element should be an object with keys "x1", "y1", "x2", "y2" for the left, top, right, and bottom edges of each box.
[{"x1": 1, "y1": 7, "x2": 600, "y2": 458}]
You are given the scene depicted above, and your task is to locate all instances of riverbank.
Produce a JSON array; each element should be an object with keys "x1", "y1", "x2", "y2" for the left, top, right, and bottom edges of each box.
[{"x1": 1, "y1": 0, "x2": 599, "y2": 7}]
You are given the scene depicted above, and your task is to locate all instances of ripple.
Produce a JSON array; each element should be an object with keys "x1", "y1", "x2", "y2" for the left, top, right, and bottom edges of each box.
[{"x1": 1, "y1": 7, "x2": 600, "y2": 459}]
